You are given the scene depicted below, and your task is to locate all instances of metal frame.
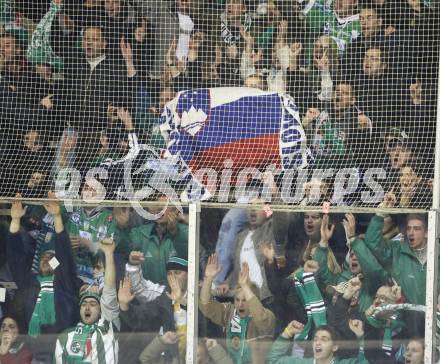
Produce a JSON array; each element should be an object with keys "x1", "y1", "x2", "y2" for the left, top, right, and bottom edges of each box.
[
  {"x1": 425, "y1": 211, "x2": 439, "y2": 363},
  {"x1": 186, "y1": 202, "x2": 201, "y2": 364},
  {"x1": 424, "y1": 50, "x2": 440, "y2": 363}
]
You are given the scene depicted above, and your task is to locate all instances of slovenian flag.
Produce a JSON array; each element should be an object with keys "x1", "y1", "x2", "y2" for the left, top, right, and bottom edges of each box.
[{"x1": 160, "y1": 88, "x2": 311, "y2": 180}]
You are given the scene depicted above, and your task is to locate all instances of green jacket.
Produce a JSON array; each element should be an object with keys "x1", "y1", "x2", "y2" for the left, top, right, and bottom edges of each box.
[
  {"x1": 65, "y1": 208, "x2": 130, "y2": 283},
  {"x1": 267, "y1": 336, "x2": 369, "y2": 364},
  {"x1": 313, "y1": 238, "x2": 389, "y2": 312},
  {"x1": 130, "y1": 223, "x2": 188, "y2": 285},
  {"x1": 364, "y1": 215, "x2": 438, "y2": 305}
]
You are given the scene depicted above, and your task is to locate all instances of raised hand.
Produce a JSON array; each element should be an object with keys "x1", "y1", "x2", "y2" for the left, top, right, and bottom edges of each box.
[
  {"x1": 238, "y1": 262, "x2": 250, "y2": 288},
  {"x1": 118, "y1": 276, "x2": 135, "y2": 306},
  {"x1": 277, "y1": 20, "x2": 288, "y2": 41},
  {"x1": 283, "y1": 320, "x2": 305, "y2": 338},
  {"x1": 382, "y1": 191, "x2": 396, "y2": 208},
  {"x1": 239, "y1": 26, "x2": 254, "y2": 47},
  {"x1": 204, "y1": 254, "x2": 221, "y2": 279},
  {"x1": 0, "y1": 332, "x2": 12, "y2": 355},
  {"x1": 320, "y1": 214, "x2": 335, "y2": 246},
  {"x1": 358, "y1": 113, "x2": 371, "y2": 130},
  {"x1": 129, "y1": 251, "x2": 145, "y2": 265},
  {"x1": 343, "y1": 213, "x2": 356, "y2": 240},
  {"x1": 304, "y1": 260, "x2": 319, "y2": 273},
  {"x1": 205, "y1": 338, "x2": 218, "y2": 350},
  {"x1": 44, "y1": 191, "x2": 61, "y2": 216},
  {"x1": 100, "y1": 238, "x2": 116, "y2": 255},
  {"x1": 409, "y1": 79, "x2": 422, "y2": 104},
  {"x1": 167, "y1": 272, "x2": 183, "y2": 304},
  {"x1": 107, "y1": 103, "x2": 119, "y2": 122},
  {"x1": 117, "y1": 107, "x2": 134, "y2": 131},
  {"x1": 160, "y1": 331, "x2": 180, "y2": 345},
  {"x1": 262, "y1": 242, "x2": 275, "y2": 264},
  {"x1": 390, "y1": 278, "x2": 402, "y2": 302},
  {"x1": 40, "y1": 94, "x2": 54, "y2": 109},
  {"x1": 70, "y1": 236, "x2": 92, "y2": 250},
  {"x1": 349, "y1": 319, "x2": 364, "y2": 338},
  {"x1": 11, "y1": 193, "x2": 26, "y2": 220},
  {"x1": 166, "y1": 38, "x2": 177, "y2": 66},
  {"x1": 289, "y1": 42, "x2": 302, "y2": 70},
  {"x1": 343, "y1": 276, "x2": 362, "y2": 300}
]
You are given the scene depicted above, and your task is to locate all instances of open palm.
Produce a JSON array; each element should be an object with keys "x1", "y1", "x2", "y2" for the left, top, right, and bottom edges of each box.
[
  {"x1": 44, "y1": 191, "x2": 61, "y2": 216},
  {"x1": 205, "y1": 255, "x2": 221, "y2": 279},
  {"x1": 11, "y1": 194, "x2": 26, "y2": 220}
]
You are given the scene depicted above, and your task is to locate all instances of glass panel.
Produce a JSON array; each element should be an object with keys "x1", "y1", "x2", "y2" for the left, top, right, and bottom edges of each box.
[{"x1": 198, "y1": 207, "x2": 428, "y2": 364}]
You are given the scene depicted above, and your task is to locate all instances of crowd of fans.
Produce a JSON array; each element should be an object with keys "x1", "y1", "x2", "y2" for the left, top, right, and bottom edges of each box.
[
  {"x1": 0, "y1": 188, "x2": 437, "y2": 363},
  {"x1": 0, "y1": 0, "x2": 439, "y2": 363},
  {"x1": 0, "y1": 0, "x2": 438, "y2": 207}
]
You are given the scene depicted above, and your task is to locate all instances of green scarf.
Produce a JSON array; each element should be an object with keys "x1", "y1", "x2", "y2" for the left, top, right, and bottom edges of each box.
[
  {"x1": 226, "y1": 311, "x2": 252, "y2": 364},
  {"x1": 67, "y1": 322, "x2": 98, "y2": 363},
  {"x1": 367, "y1": 314, "x2": 405, "y2": 356},
  {"x1": 28, "y1": 275, "x2": 56, "y2": 337},
  {"x1": 26, "y1": 1, "x2": 64, "y2": 70},
  {"x1": 293, "y1": 270, "x2": 327, "y2": 340}
]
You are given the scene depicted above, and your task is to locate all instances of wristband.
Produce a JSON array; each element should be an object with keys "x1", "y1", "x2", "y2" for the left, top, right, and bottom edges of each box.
[{"x1": 283, "y1": 327, "x2": 294, "y2": 338}]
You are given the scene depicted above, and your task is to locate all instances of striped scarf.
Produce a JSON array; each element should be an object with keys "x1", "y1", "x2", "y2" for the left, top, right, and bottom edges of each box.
[
  {"x1": 367, "y1": 314, "x2": 404, "y2": 356},
  {"x1": 293, "y1": 270, "x2": 327, "y2": 341},
  {"x1": 58, "y1": 317, "x2": 119, "y2": 363},
  {"x1": 28, "y1": 275, "x2": 56, "y2": 337},
  {"x1": 368, "y1": 304, "x2": 424, "y2": 357},
  {"x1": 30, "y1": 213, "x2": 55, "y2": 275},
  {"x1": 26, "y1": 1, "x2": 64, "y2": 70}
]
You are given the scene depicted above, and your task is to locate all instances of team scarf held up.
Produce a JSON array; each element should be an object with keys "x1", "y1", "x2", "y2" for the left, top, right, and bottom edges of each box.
[
  {"x1": 293, "y1": 270, "x2": 327, "y2": 340},
  {"x1": 28, "y1": 275, "x2": 56, "y2": 337},
  {"x1": 368, "y1": 303, "x2": 428, "y2": 357},
  {"x1": 227, "y1": 311, "x2": 252, "y2": 364},
  {"x1": 366, "y1": 314, "x2": 405, "y2": 357},
  {"x1": 220, "y1": 12, "x2": 252, "y2": 46}
]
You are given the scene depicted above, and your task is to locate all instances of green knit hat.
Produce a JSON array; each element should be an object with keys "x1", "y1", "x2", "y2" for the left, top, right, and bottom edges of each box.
[
  {"x1": 79, "y1": 290, "x2": 101, "y2": 306},
  {"x1": 166, "y1": 256, "x2": 188, "y2": 272}
]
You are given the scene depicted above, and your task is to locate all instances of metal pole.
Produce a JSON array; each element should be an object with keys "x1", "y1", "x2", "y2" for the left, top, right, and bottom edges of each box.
[
  {"x1": 186, "y1": 202, "x2": 200, "y2": 364},
  {"x1": 424, "y1": 51, "x2": 440, "y2": 363},
  {"x1": 425, "y1": 211, "x2": 439, "y2": 363}
]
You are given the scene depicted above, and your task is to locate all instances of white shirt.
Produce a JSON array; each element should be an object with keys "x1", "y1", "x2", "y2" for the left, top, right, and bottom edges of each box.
[{"x1": 240, "y1": 231, "x2": 263, "y2": 288}]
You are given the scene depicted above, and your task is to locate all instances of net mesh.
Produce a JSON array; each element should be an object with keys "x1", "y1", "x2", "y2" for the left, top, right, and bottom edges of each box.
[{"x1": 0, "y1": 0, "x2": 438, "y2": 211}]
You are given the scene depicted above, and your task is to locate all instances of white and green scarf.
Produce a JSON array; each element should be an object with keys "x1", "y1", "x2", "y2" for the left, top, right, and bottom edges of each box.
[
  {"x1": 26, "y1": 1, "x2": 64, "y2": 70},
  {"x1": 367, "y1": 314, "x2": 404, "y2": 356},
  {"x1": 293, "y1": 270, "x2": 327, "y2": 341},
  {"x1": 67, "y1": 322, "x2": 98, "y2": 363},
  {"x1": 28, "y1": 275, "x2": 56, "y2": 337},
  {"x1": 226, "y1": 311, "x2": 252, "y2": 364}
]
